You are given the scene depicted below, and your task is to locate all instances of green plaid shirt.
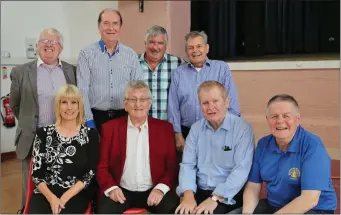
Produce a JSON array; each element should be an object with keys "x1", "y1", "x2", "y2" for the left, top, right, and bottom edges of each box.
[{"x1": 139, "y1": 53, "x2": 186, "y2": 120}]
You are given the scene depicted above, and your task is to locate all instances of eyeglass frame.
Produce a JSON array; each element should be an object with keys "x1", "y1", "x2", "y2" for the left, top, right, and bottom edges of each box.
[
  {"x1": 38, "y1": 39, "x2": 60, "y2": 45},
  {"x1": 124, "y1": 97, "x2": 151, "y2": 103}
]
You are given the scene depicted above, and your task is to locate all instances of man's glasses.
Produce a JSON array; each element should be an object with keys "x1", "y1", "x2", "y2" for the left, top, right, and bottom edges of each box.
[
  {"x1": 126, "y1": 97, "x2": 150, "y2": 103},
  {"x1": 39, "y1": 39, "x2": 60, "y2": 45}
]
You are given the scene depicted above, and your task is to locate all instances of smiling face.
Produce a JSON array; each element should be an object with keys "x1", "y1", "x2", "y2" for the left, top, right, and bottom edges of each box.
[
  {"x1": 145, "y1": 34, "x2": 167, "y2": 64},
  {"x1": 266, "y1": 101, "x2": 301, "y2": 144},
  {"x1": 98, "y1": 10, "x2": 121, "y2": 46},
  {"x1": 199, "y1": 87, "x2": 229, "y2": 129},
  {"x1": 37, "y1": 31, "x2": 62, "y2": 65},
  {"x1": 59, "y1": 97, "x2": 79, "y2": 122},
  {"x1": 124, "y1": 88, "x2": 151, "y2": 122},
  {"x1": 186, "y1": 36, "x2": 209, "y2": 68}
]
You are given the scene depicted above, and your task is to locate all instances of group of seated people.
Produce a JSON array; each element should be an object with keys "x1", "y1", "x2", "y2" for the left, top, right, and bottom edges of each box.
[
  {"x1": 26, "y1": 80, "x2": 337, "y2": 214},
  {"x1": 9, "y1": 7, "x2": 336, "y2": 215}
]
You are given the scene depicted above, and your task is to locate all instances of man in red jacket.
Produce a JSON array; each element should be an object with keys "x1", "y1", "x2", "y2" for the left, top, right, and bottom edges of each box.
[{"x1": 96, "y1": 80, "x2": 179, "y2": 213}]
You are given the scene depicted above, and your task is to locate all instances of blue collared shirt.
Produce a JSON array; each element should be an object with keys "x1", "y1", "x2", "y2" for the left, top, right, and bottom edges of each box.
[
  {"x1": 168, "y1": 58, "x2": 241, "y2": 133},
  {"x1": 77, "y1": 40, "x2": 143, "y2": 122},
  {"x1": 177, "y1": 113, "x2": 255, "y2": 205},
  {"x1": 248, "y1": 126, "x2": 337, "y2": 211}
]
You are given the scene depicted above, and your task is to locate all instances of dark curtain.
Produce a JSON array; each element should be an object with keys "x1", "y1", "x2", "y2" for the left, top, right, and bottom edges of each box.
[
  {"x1": 190, "y1": 0, "x2": 340, "y2": 59},
  {"x1": 191, "y1": 0, "x2": 238, "y2": 59}
]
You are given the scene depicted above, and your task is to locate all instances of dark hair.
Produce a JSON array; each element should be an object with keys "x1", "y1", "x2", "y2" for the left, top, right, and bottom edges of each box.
[
  {"x1": 267, "y1": 94, "x2": 300, "y2": 114},
  {"x1": 98, "y1": 9, "x2": 123, "y2": 26}
]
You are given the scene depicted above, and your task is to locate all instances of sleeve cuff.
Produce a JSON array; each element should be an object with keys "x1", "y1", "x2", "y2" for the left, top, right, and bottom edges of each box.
[
  {"x1": 104, "y1": 186, "x2": 119, "y2": 197},
  {"x1": 154, "y1": 183, "x2": 170, "y2": 195},
  {"x1": 85, "y1": 120, "x2": 96, "y2": 129}
]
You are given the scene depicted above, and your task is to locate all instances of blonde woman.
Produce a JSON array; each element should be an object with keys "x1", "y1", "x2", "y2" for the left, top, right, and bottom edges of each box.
[{"x1": 28, "y1": 84, "x2": 99, "y2": 214}]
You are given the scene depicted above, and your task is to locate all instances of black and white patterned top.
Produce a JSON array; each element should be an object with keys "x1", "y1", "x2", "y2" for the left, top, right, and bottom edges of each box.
[{"x1": 31, "y1": 124, "x2": 99, "y2": 194}]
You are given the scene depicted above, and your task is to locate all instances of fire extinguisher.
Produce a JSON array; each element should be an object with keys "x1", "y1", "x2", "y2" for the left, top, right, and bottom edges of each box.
[{"x1": 0, "y1": 93, "x2": 16, "y2": 128}]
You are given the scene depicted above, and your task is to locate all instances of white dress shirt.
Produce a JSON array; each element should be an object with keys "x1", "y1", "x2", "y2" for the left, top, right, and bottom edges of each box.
[{"x1": 104, "y1": 116, "x2": 170, "y2": 196}]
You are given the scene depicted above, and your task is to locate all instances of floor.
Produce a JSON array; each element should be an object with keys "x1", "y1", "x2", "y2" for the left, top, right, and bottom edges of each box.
[
  {"x1": 1, "y1": 159, "x2": 21, "y2": 214},
  {"x1": 1, "y1": 159, "x2": 340, "y2": 214}
]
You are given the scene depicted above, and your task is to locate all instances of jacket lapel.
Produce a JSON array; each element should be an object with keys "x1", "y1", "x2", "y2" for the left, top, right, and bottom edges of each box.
[
  {"x1": 27, "y1": 60, "x2": 38, "y2": 105},
  {"x1": 61, "y1": 62, "x2": 72, "y2": 84},
  {"x1": 119, "y1": 116, "x2": 128, "y2": 174},
  {"x1": 148, "y1": 116, "x2": 157, "y2": 183}
]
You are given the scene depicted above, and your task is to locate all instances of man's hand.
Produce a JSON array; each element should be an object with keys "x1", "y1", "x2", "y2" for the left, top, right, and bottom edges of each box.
[
  {"x1": 109, "y1": 188, "x2": 126, "y2": 204},
  {"x1": 47, "y1": 194, "x2": 65, "y2": 214},
  {"x1": 193, "y1": 198, "x2": 218, "y2": 214},
  {"x1": 175, "y1": 133, "x2": 186, "y2": 152},
  {"x1": 175, "y1": 191, "x2": 197, "y2": 214},
  {"x1": 147, "y1": 189, "x2": 164, "y2": 206}
]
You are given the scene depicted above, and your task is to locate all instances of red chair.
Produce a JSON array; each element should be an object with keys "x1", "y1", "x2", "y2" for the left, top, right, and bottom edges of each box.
[
  {"x1": 124, "y1": 208, "x2": 148, "y2": 214},
  {"x1": 23, "y1": 159, "x2": 92, "y2": 214}
]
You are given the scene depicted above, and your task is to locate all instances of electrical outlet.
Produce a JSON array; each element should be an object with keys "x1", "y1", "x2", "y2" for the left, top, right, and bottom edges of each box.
[
  {"x1": 1, "y1": 51, "x2": 11, "y2": 58},
  {"x1": 25, "y1": 37, "x2": 37, "y2": 59}
]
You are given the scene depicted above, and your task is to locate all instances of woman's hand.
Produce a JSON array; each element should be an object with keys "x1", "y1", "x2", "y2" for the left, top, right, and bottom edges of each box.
[{"x1": 47, "y1": 194, "x2": 65, "y2": 214}]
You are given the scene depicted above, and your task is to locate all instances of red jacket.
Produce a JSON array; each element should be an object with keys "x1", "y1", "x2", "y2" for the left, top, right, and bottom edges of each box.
[{"x1": 96, "y1": 115, "x2": 177, "y2": 195}]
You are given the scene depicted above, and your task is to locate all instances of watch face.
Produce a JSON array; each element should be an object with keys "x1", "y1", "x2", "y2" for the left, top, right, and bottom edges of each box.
[{"x1": 211, "y1": 196, "x2": 218, "y2": 201}]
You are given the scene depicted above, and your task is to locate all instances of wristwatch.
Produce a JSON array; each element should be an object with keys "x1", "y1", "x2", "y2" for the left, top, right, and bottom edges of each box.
[{"x1": 211, "y1": 195, "x2": 220, "y2": 203}]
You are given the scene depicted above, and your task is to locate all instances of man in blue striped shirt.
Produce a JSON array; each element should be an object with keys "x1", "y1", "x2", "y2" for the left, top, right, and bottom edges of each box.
[
  {"x1": 138, "y1": 25, "x2": 186, "y2": 121},
  {"x1": 175, "y1": 81, "x2": 254, "y2": 214},
  {"x1": 168, "y1": 31, "x2": 241, "y2": 153},
  {"x1": 77, "y1": 9, "x2": 143, "y2": 133}
]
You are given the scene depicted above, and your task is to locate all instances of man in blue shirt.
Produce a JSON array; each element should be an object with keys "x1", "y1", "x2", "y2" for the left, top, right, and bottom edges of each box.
[
  {"x1": 175, "y1": 81, "x2": 254, "y2": 214},
  {"x1": 77, "y1": 9, "x2": 143, "y2": 133},
  {"x1": 243, "y1": 94, "x2": 337, "y2": 214},
  {"x1": 168, "y1": 31, "x2": 240, "y2": 155}
]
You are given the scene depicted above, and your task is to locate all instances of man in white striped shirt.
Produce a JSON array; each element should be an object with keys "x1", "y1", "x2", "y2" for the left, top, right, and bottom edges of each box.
[{"x1": 77, "y1": 9, "x2": 143, "y2": 133}]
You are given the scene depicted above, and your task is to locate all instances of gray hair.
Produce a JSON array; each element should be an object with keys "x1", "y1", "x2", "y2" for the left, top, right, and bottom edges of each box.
[
  {"x1": 266, "y1": 94, "x2": 300, "y2": 115},
  {"x1": 123, "y1": 80, "x2": 152, "y2": 100},
  {"x1": 144, "y1": 25, "x2": 168, "y2": 45},
  {"x1": 36, "y1": 28, "x2": 64, "y2": 47},
  {"x1": 185, "y1": 31, "x2": 208, "y2": 50}
]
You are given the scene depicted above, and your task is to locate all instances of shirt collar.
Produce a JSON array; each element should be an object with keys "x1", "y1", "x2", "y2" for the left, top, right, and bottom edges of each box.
[
  {"x1": 127, "y1": 115, "x2": 149, "y2": 129},
  {"x1": 268, "y1": 125, "x2": 302, "y2": 153},
  {"x1": 204, "y1": 112, "x2": 230, "y2": 131},
  {"x1": 187, "y1": 57, "x2": 211, "y2": 68},
  {"x1": 139, "y1": 52, "x2": 166, "y2": 64},
  {"x1": 37, "y1": 56, "x2": 62, "y2": 68},
  {"x1": 98, "y1": 39, "x2": 120, "y2": 55}
]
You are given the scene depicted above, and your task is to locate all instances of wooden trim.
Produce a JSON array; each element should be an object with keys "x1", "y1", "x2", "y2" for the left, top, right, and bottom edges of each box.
[{"x1": 1, "y1": 151, "x2": 17, "y2": 162}]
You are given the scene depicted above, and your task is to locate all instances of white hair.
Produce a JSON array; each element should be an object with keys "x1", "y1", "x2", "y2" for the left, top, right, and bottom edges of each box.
[{"x1": 36, "y1": 28, "x2": 64, "y2": 47}]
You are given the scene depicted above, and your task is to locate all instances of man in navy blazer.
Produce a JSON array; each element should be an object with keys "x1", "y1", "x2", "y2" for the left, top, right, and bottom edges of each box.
[{"x1": 96, "y1": 80, "x2": 179, "y2": 214}]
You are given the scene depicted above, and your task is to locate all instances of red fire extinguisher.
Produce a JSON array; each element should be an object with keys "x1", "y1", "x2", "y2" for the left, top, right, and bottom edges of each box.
[{"x1": 0, "y1": 93, "x2": 15, "y2": 128}]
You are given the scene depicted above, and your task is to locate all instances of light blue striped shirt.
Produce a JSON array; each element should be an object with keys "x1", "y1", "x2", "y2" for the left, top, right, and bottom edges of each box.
[
  {"x1": 77, "y1": 40, "x2": 143, "y2": 121},
  {"x1": 176, "y1": 113, "x2": 255, "y2": 205},
  {"x1": 36, "y1": 58, "x2": 66, "y2": 127},
  {"x1": 168, "y1": 58, "x2": 240, "y2": 133}
]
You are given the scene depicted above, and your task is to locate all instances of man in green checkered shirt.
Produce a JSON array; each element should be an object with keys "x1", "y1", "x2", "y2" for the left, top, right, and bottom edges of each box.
[{"x1": 138, "y1": 25, "x2": 186, "y2": 121}]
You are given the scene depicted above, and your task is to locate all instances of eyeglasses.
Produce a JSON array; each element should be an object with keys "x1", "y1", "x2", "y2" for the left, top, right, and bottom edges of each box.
[
  {"x1": 39, "y1": 39, "x2": 60, "y2": 45},
  {"x1": 126, "y1": 97, "x2": 150, "y2": 103}
]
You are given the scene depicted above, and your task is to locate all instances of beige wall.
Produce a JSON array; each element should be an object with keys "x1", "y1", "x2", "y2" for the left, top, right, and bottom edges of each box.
[
  {"x1": 233, "y1": 69, "x2": 340, "y2": 160},
  {"x1": 118, "y1": 1, "x2": 190, "y2": 58}
]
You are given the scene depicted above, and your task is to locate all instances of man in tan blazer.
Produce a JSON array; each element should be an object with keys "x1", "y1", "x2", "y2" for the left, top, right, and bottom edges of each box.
[{"x1": 9, "y1": 28, "x2": 76, "y2": 213}]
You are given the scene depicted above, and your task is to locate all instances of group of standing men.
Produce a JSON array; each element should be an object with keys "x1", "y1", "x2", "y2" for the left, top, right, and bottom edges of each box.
[{"x1": 11, "y1": 8, "x2": 337, "y2": 214}]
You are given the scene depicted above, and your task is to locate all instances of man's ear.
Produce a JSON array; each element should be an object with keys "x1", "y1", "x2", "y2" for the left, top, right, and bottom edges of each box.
[{"x1": 225, "y1": 96, "x2": 229, "y2": 108}]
